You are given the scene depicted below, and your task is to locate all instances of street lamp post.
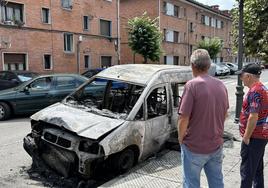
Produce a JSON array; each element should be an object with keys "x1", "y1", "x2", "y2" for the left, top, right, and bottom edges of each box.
[{"x1": 235, "y1": 0, "x2": 244, "y2": 123}]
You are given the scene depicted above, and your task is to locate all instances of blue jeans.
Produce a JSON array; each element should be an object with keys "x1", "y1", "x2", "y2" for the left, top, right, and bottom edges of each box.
[{"x1": 181, "y1": 144, "x2": 224, "y2": 188}]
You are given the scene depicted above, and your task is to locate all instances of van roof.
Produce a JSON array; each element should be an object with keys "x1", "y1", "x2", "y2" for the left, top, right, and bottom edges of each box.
[{"x1": 97, "y1": 64, "x2": 191, "y2": 85}]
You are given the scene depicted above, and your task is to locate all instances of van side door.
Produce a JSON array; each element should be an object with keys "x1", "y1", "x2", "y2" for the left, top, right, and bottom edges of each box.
[{"x1": 142, "y1": 84, "x2": 171, "y2": 158}]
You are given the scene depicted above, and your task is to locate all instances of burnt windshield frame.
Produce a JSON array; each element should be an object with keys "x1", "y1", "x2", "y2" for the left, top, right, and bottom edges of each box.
[{"x1": 64, "y1": 77, "x2": 145, "y2": 120}]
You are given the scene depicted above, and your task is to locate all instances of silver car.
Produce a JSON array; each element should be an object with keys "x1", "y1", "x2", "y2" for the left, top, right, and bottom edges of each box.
[{"x1": 215, "y1": 63, "x2": 230, "y2": 76}]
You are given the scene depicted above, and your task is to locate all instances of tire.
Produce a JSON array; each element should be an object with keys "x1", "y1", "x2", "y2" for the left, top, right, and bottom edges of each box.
[
  {"x1": 113, "y1": 149, "x2": 135, "y2": 174},
  {"x1": 0, "y1": 102, "x2": 11, "y2": 121}
]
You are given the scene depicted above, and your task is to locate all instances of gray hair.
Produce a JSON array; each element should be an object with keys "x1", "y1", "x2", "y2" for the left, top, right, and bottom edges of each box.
[{"x1": 190, "y1": 49, "x2": 211, "y2": 72}]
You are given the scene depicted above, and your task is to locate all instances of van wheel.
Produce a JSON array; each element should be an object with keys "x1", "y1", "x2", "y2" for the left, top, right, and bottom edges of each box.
[
  {"x1": 0, "y1": 102, "x2": 11, "y2": 121},
  {"x1": 113, "y1": 149, "x2": 135, "y2": 174}
]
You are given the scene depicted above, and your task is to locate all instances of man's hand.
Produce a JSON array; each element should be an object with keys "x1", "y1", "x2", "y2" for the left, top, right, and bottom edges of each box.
[
  {"x1": 177, "y1": 115, "x2": 189, "y2": 145},
  {"x1": 242, "y1": 136, "x2": 250, "y2": 145},
  {"x1": 243, "y1": 112, "x2": 258, "y2": 145}
]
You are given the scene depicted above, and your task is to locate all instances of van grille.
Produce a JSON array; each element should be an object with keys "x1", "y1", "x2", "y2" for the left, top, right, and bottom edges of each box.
[{"x1": 44, "y1": 132, "x2": 71, "y2": 149}]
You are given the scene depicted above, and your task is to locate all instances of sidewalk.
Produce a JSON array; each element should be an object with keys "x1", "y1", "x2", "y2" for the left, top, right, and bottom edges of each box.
[{"x1": 100, "y1": 113, "x2": 268, "y2": 188}]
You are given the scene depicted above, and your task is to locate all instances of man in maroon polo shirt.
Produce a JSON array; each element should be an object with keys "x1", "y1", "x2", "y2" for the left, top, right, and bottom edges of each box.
[{"x1": 178, "y1": 49, "x2": 229, "y2": 188}]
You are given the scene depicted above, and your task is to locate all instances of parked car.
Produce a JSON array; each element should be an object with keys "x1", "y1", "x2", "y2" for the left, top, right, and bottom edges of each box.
[
  {"x1": 0, "y1": 70, "x2": 38, "y2": 90},
  {"x1": 0, "y1": 74, "x2": 88, "y2": 120},
  {"x1": 215, "y1": 63, "x2": 230, "y2": 76},
  {"x1": 224, "y1": 62, "x2": 238, "y2": 75},
  {"x1": 23, "y1": 64, "x2": 192, "y2": 178},
  {"x1": 208, "y1": 62, "x2": 216, "y2": 76},
  {"x1": 82, "y1": 68, "x2": 104, "y2": 78}
]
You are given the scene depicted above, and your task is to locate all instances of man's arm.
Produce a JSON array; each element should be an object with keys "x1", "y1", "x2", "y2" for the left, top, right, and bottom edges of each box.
[
  {"x1": 178, "y1": 115, "x2": 189, "y2": 144},
  {"x1": 243, "y1": 113, "x2": 258, "y2": 144}
]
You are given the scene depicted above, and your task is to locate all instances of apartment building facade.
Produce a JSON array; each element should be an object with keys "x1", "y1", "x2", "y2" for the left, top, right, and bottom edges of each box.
[
  {"x1": 0, "y1": 0, "x2": 119, "y2": 73},
  {"x1": 120, "y1": 0, "x2": 233, "y2": 65}
]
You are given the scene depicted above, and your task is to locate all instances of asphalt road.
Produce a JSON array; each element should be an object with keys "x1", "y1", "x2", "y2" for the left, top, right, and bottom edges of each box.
[{"x1": 0, "y1": 70, "x2": 267, "y2": 188}]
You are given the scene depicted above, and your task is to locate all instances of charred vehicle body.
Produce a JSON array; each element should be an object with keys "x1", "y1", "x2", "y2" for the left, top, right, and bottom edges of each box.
[{"x1": 23, "y1": 64, "x2": 192, "y2": 178}]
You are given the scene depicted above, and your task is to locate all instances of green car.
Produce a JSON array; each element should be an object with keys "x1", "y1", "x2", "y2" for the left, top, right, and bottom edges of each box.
[{"x1": 0, "y1": 74, "x2": 88, "y2": 121}]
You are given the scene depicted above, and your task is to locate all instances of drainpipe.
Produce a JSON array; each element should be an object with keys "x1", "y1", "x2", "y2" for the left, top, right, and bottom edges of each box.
[
  {"x1": 77, "y1": 36, "x2": 82, "y2": 74},
  {"x1": 117, "y1": 0, "x2": 120, "y2": 65}
]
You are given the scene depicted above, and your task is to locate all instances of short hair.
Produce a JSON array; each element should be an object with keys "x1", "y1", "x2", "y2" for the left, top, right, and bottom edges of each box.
[{"x1": 190, "y1": 49, "x2": 211, "y2": 72}]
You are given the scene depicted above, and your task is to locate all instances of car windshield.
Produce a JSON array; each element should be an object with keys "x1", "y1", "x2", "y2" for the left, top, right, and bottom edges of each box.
[
  {"x1": 63, "y1": 78, "x2": 145, "y2": 120},
  {"x1": 17, "y1": 72, "x2": 38, "y2": 82},
  {"x1": 18, "y1": 75, "x2": 33, "y2": 82}
]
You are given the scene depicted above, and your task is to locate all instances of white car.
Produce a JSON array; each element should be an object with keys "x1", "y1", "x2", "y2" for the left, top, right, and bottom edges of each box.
[
  {"x1": 23, "y1": 64, "x2": 192, "y2": 178},
  {"x1": 215, "y1": 63, "x2": 230, "y2": 76},
  {"x1": 225, "y1": 62, "x2": 238, "y2": 75}
]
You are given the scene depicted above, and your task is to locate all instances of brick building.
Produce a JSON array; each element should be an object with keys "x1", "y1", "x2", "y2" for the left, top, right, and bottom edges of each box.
[
  {"x1": 0, "y1": 0, "x2": 119, "y2": 73},
  {"x1": 120, "y1": 0, "x2": 233, "y2": 65}
]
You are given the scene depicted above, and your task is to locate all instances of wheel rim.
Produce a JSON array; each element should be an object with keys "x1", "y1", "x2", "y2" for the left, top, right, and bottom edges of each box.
[{"x1": 0, "y1": 105, "x2": 5, "y2": 119}]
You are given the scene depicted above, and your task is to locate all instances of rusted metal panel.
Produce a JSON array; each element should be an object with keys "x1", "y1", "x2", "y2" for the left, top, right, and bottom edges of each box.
[
  {"x1": 31, "y1": 103, "x2": 124, "y2": 140},
  {"x1": 100, "y1": 121, "x2": 145, "y2": 157},
  {"x1": 97, "y1": 64, "x2": 192, "y2": 85}
]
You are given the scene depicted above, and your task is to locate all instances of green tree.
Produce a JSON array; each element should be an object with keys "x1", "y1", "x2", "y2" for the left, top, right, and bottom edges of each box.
[
  {"x1": 196, "y1": 37, "x2": 223, "y2": 60},
  {"x1": 128, "y1": 13, "x2": 162, "y2": 64},
  {"x1": 232, "y1": 0, "x2": 268, "y2": 63}
]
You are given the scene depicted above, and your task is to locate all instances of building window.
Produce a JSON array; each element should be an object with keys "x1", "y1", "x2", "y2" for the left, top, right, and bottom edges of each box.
[
  {"x1": 174, "y1": 31, "x2": 179, "y2": 43},
  {"x1": 204, "y1": 16, "x2": 210, "y2": 26},
  {"x1": 42, "y1": 8, "x2": 50, "y2": 24},
  {"x1": 165, "y1": 30, "x2": 179, "y2": 43},
  {"x1": 201, "y1": 15, "x2": 205, "y2": 24},
  {"x1": 1, "y1": 2, "x2": 24, "y2": 25},
  {"x1": 83, "y1": 16, "x2": 89, "y2": 30},
  {"x1": 216, "y1": 19, "x2": 221, "y2": 28},
  {"x1": 174, "y1": 5, "x2": 179, "y2": 17},
  {"x1": 195, "y1": 12, "x2": 198, "y2": 20},
  {"x1": 100, "y1": 19, "x2": 111, "y2": 37},
  {"x1": 3, "y1": 53, "x2": 26, "y2": 71},
  {"x1": 61, "y1": 0, "x2": 72, "y2": 9},
  {"x1": 44, "y1": 54, "x2": 52, "y2": 70},
  {"x1": 201, "y1": 35, "x2": 205, "y2": 40},
  {"x1": 211, "y1": 17, "x2": 216, "y2": 27},
  {"x1": 101, "y1": 56, "x2": 112, "y2": 68},
  {"x1": 84, "y1": 55, "x2": 91, "y2": 69},
  {"x1": 64, "y1": 33, "x2": 73, "y2": 52},
  {"x1": 164, "y1": 55, "x2": 178, "y2": 65},
  {"x1": 174, "y1": 56, "x2": 179, "y2": 65},
  {"x1": 189, "y1": 22, "x2": 194, "y2": 32},
  {"x1": 164, "y1": 2, "x2": 179, "y2": 17},
  {"x1": 221, "y1": 21, "x2": 224, "y2": 28}
]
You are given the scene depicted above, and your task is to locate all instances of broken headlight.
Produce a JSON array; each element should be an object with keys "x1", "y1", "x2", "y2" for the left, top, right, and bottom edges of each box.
[{"x1": 79, "y1": 140, "x2": 100, "y2": 154}]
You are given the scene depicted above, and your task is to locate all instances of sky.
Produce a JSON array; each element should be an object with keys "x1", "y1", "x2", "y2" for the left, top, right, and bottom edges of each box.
[{"x1": 196, "y1": 0, "x2": 238, "y2": 10}]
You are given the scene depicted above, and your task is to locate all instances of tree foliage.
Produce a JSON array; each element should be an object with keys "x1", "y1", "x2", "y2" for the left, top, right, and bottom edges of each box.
[
  {"x1": 232, "y1": 0, "x2": 268, "y2": 63},
  {"x1": 196, "y1": 37, "x2": 223, "y2": 60},
  {"x1": 128, "y1": 13, "x2": 162, "y2": 63}
]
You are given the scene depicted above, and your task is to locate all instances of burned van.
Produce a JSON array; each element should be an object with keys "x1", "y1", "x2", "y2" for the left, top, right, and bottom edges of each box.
[{"x1": 23, "y1": 64, "x2": 192, "y2": 178}]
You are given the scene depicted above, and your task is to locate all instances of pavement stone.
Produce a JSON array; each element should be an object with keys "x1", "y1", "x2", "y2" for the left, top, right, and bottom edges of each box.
[{"x1": 100, "y1": 113, "x2": 268, "y2": 188}]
